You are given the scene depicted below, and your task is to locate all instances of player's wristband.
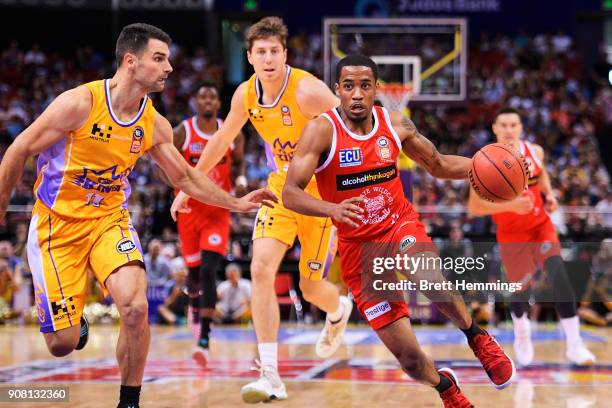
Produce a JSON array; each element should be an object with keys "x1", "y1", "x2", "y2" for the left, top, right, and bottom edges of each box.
[{"x1": 235, "y1": 175, "x2": 247, "y2": 188}]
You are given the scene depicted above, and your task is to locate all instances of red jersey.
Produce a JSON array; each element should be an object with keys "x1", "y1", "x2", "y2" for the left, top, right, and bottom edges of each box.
[
  {"x1": 493, "y1": 141, "x2": 549, "y2": 233},
  {"x1": 179, "y1": 116, "x2": 233, "y2": 214},
  {"x1": 315, "y1": 106, "x2": 415, "y2": 241}
]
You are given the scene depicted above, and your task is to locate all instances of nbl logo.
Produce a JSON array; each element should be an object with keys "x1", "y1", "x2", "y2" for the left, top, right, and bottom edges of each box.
[{"x1": 116, "y1": 238, "x2": 137, "y2": 254}]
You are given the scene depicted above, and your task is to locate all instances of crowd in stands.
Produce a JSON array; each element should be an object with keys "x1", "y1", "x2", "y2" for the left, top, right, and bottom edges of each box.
[{"x1": 0, "y1": 30, "x2": 610, "y2": 324}]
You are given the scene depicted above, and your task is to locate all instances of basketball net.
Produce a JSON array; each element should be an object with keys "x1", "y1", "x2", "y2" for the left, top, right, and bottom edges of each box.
[{"x1": 377, "y1": 83, "x2": 413, "y2": 117}]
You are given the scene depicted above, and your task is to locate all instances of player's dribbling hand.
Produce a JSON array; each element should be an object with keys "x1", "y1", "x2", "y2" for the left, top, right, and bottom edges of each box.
[
  {"x1": 329, "y1": 197, "x2": 365, "y2": 228},
  {"x1": 233, "y1": 188, "x2": 278, "y2": 213},
  {"x1": 170, "y1": 190, "x2": 191, "y2": 221},
  {"x1": 513, "y1": 191, "x2": 534, "y2": 215},
  {"x1": 544, "y1": 193, "x2": 559, "y2": 213}
]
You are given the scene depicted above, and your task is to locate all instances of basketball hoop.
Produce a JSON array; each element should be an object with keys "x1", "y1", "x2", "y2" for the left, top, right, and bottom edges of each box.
[{"x1": 377, "y1": 83, "x2": 413, "y2": 114}]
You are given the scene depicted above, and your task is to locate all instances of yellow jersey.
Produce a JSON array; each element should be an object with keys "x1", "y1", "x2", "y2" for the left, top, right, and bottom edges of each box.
[
  {"x1": 244, "y1": 65, "x2": 317, "y2": 192},
  {"x1": 33, "y1": 79, "x2": 155, "y2": 219}
]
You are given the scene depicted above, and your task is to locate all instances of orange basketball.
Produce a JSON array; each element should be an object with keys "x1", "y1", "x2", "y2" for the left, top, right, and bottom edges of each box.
[{"x1": 468, "y1": 143, "x2": 529, "y2": 203}]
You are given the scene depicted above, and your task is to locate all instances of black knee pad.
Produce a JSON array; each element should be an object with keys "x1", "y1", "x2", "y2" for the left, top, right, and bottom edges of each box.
[
  {"x1": 199, "y1": 251, "x2": 222, "y2": 309},
  {"x1": 187, "y1": 267, "x2": 200, "y2": 294},
  {"x1": 544, "y1": 256, "x2": 576, "y2": 318}
]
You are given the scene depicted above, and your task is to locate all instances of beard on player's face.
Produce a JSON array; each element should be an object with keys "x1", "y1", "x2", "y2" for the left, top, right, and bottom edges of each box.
[
  {"x1": 134, "y1": 64, "x2": 166, "y2": 93},
  {"x1": 134, "y1": 46, "x2": 171, "y2": 93}
]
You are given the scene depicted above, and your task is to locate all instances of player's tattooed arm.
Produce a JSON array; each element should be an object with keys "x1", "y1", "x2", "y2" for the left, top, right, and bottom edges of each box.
[
  {"x1": 283, "y1": 117, "x2": 363, "y2": 227},
  {"x1": 392, "y1": 112, "x2": 469, "y2": 180}
]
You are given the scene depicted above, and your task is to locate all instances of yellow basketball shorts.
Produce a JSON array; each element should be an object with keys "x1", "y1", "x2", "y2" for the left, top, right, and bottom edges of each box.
[
  {"x1": 27, "y1": 202, "x2": 144, "y2": 333},
  {"x1": 252, "y1": 177, "x2": 337, "y2": 281}
]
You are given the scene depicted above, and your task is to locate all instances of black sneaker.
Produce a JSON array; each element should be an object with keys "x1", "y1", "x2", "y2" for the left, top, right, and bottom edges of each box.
[{"x1": 75, "y1": 316, "x2": 89, "y2": 350}]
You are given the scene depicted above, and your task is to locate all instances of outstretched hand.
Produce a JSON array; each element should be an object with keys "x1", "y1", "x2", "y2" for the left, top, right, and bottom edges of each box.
[{"x1": 233, "y1": 188, "x2": 278, "y2": 213}]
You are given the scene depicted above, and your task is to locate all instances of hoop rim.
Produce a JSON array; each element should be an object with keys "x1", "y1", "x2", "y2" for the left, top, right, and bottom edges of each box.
[{"x1": 377, "y1": 82, "x2": 414, "y2": 92}]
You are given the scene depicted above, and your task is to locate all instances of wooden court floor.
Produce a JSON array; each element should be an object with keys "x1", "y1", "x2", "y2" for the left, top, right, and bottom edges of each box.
[{"x1": 0, "y1": 324, "x2": 610, "y2": 407}]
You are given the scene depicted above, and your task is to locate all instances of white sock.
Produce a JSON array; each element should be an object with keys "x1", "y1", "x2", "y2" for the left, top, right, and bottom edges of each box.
[
  {"x1": 327, "y1": 301, "x2": 344, "y2": 323},
  {"x1": 258, "y1": 343, "x2": 278, "y2": 370},
  {"x1": 560, "y1": 315, "x2": 582, "y2": 346},
  {"x1": 511, "y1": 312, "x2": 531, "y2": 338}
]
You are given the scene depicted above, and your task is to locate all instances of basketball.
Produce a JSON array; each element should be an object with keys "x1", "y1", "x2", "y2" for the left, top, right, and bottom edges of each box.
[{"x1": 469, "y1": 143, "x2": 529, "y2": 202}]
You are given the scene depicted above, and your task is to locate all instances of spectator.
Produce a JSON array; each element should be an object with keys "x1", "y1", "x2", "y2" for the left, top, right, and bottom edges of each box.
[
  {"x1": 157, "y1": 259, "x2": 189, "y2": 325},
  {"x1": 595, "y1": 190, "x2": 612, "y2": 229},
  {"x1": 216, "y1": 263, "x2": 251, "y2": 324},
  {"x1": 0, "y1": 260, "x2": 15, "y2": 323},
  {"x1": 577, "y1": 238, "x2": 612, "y2": 326},
  {"x1": 144, "y1": 239, "x2": 172, "y2": 285},
  {"x1": 0, "y1": 241, "x2": 22, "y2": 274},
  {"x1": 437, "y1": 226, "x2": 474, "y2": 260}
]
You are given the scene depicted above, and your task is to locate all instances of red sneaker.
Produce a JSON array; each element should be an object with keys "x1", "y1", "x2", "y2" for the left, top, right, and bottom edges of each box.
[
  {"x1": 469, "y1": 330, "x2": 516, "y2": 389},
  {"x1": 438, "y1": 368, "x2": 474, "y2": 408},
  {"x1": 192, "y1": 346, "x2": 209, "y2": 368}
]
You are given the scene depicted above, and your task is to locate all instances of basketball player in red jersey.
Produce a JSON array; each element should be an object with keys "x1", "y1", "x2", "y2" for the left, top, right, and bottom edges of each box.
[
  {"x1": 171, "y1": 81, "x2": 245, "y2": 367},
  {"x1": 284, "y1": 55, "x2": 515, "y2": 408},
  {"x1": 468, "y1": 108, "x2": 596, "y2": 366}
]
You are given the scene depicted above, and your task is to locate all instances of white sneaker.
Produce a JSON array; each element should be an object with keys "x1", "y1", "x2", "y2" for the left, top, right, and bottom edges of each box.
[
  {"x1": 513, "y1": 334, "x2": 534, "y2": 367},
  {"x1": 192, "y1": 346, "x2": 209, "y2": 368},
  {"x1": 566, "y1": 341, "x2": 596, "y2": 365},
  {"x1": 241, "y1": 360, "x2": 287, "y2": 403},
  {"x1": 512, "y1": 313, "x2": 534, "y2": 367},
  {"x1": 316, "y1": 296, "x2": 353, "y2": 358}
]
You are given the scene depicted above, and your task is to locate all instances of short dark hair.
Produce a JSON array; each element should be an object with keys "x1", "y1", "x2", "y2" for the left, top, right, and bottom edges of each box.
[
  {"x1": 335, "y1": 54, "x2": 378, "y2": 82},
  {"x1": 493, "y1": 107, "x2": 522, "y2": 122},
  {"x1": 115, "y1": 23, "x2": 171, "y2": 66},
  {"x1": 195, "y1": 81, "x2": 220, "y2": 97}
]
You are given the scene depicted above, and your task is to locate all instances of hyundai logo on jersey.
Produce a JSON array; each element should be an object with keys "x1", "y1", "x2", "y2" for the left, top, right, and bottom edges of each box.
[{"x1": 339, "y1": 147, "x2": 362, "y2": 167}]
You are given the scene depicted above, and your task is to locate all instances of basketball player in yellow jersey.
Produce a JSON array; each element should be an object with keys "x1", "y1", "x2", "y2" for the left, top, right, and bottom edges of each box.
[
  {"x1": 170, "y1": 17, "x2": 352, "y2": 403},
  {"x1": 0, "y1": 24, "x2": 275, "y2": 408}
]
